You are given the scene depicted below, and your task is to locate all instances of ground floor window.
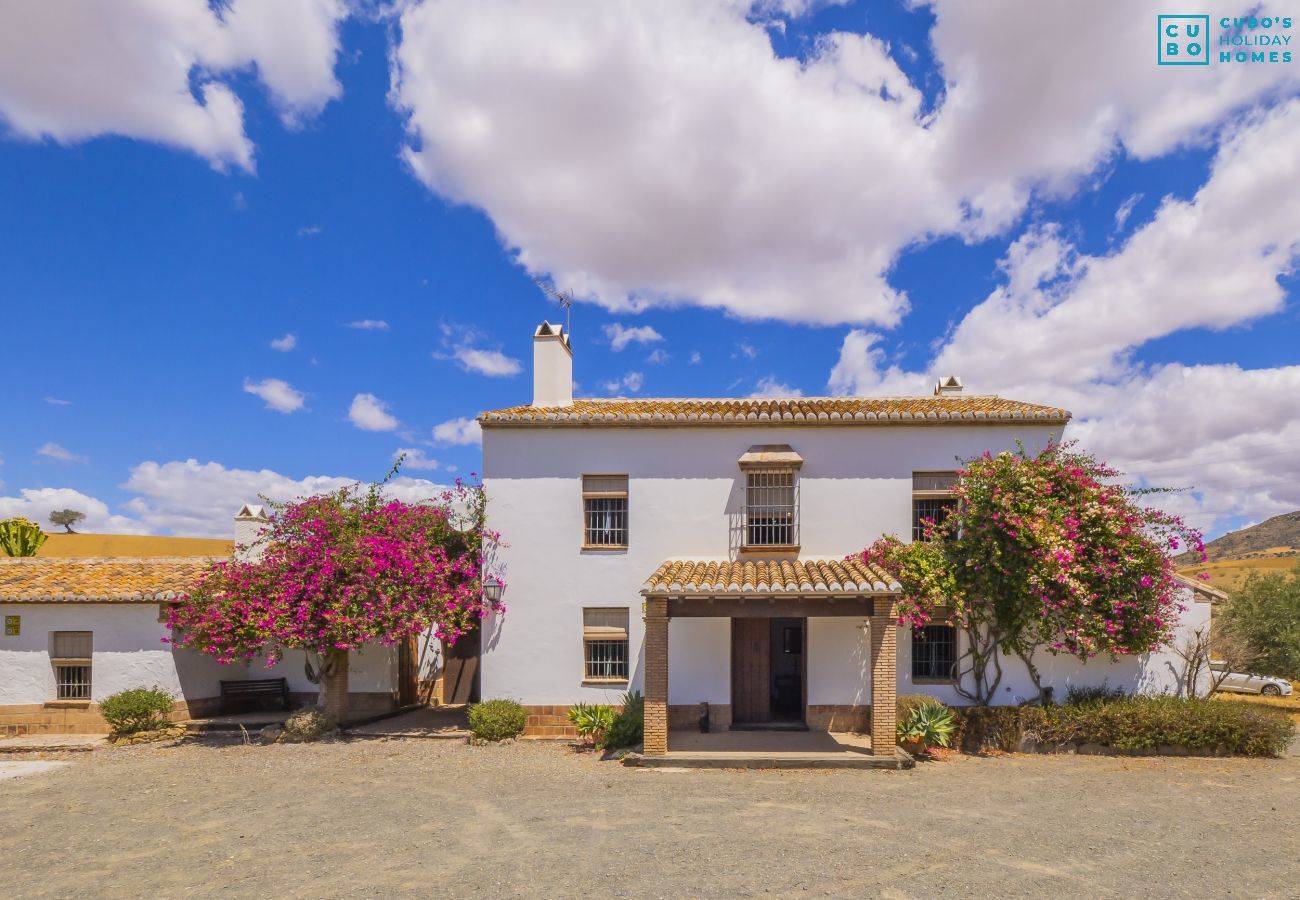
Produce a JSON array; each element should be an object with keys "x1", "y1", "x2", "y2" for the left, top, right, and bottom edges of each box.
[
  {"x1": 51, "y1": 631, "x2": 93, "y2": 700},
  {"x1": 583, "y1": 608, "x2": 629, "y2": 682},
  {"x1": 911, "y1": 624, "x2": 956, "y2": 681}
]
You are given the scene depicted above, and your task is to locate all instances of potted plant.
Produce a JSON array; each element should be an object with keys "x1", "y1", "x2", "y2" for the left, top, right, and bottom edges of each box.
[{"x1": 897, "y1": 701, "x2": 957, "y2": 755}]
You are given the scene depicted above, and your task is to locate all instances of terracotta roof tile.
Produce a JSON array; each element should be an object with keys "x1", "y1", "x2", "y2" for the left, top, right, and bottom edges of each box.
[
  {"x1": 0, "y1": 557, "x2": 219, "y2": 603},
  {"x1": 643, "y1": 558, "x2": 899, "y2": 595},
  {"x1": 480, "y1": 395, "x2": 1069, "y2": 427}
]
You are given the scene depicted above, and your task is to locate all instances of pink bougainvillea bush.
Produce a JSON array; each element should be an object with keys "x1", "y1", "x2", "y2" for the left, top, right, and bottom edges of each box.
[
  {"x1": 166, "y1": 473, "x2": 503, "y2": 715},
  {"x1": 857, "y1": 442, "x2": 1205, "y2": 704}
]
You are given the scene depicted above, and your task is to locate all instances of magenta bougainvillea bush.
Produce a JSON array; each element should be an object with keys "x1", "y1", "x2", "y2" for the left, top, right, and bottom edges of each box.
[
  {"x1": 858, "y1": 442, "x2": 1205, "y2": 703},
  {"x1": 167, "y1": 475, "x2": 503, "y2": 680}
]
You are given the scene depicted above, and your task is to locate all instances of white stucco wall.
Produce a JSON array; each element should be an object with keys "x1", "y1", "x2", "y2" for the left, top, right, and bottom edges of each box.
[
  {"x1": 260, "y1": 645, "x2": 396, "y2": 694},
  {"x1": 668, "y1": 618, "x2": 730, "y2": 705},
  {"x1": 0, "y1": 604, "x2": 403, "y2": 709},
  {"x1": 481, "y1": 422, "x2": 1060, "y2": 705},
  {"x1": 806, "y1": 617, "x2": 873, "y2": 706},
  {"x1": 897, "y1": 587, "x2": 1215, "y2": 705},
  {"x1": 0, "y1": 603, "x2": 231, "y2": 705}
]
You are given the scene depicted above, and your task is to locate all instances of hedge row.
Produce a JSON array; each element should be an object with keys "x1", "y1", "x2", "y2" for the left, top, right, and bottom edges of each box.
[
  {"x1": 904, "y1": 695, "x2": 1294, "y2": 757},
  {"x1": 1021, "y1": 696, "x2": 1294, "y2": 757}
]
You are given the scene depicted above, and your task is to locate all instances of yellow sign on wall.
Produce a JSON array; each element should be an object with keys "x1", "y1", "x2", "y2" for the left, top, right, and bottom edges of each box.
[{"x1": 4, "y1": 615, "x2": 19, "y2": 637}]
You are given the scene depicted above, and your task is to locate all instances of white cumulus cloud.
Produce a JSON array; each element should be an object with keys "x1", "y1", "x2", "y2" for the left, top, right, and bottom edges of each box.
[
  {"x1": 0, "y1": 487, "x2": 145, "y2": 534},
  {"x1": 118, "y1": 459, "x2": 450, "y2": 536},
  {"x1": 0, "y1": 0, "x2": 348, "y2": 171},
  {"x1": 395, "y1": 448, "x2": 442, "y2": 470},
  {"x1": 432, "y1": 416, "x2": 482, "y2": 446},
  {"x1": 750, "y1": 376, "x2": 802, "y2": 398},
  {"x1": 825, "y1": 99, "x2": 1300, "y2": 534},
  {"x1": 270, "y1": 333, "x2": 297, "y2": 352},
  {"x1": 389, "y1": 0, "x2": 1297, "y2": 326},
  {"x1": 348, "y1": 393, "x2": 399, "y2": 432},
  {"x1": 604, "y1": 323, "x2": 664, "y2": 352},
  {"x1": 243, "y1": 377, "x2": 306, "y2": 413}
]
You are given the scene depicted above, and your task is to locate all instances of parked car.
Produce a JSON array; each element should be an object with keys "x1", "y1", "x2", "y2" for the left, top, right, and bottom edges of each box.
[{"x1": 1210, "y1": 661, "x2": 1295, "y2": 697}]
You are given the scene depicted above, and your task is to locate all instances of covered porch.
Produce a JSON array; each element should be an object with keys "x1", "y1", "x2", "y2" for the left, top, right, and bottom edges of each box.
[{"x1": 641, "y1": 558, "x2": 908, "y2": 768}]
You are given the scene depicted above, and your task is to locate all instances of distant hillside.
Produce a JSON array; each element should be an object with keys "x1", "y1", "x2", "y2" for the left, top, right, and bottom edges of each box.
[
  {"x1": 1196, "y1": 511, "x2": 1300, "y2": 563},
  {"x1": 1176, "y1": 511, "x2": 1300, "y2": 594},
  {"x1": 36, "y1": 533, "x2": 233, "y2": 558}
]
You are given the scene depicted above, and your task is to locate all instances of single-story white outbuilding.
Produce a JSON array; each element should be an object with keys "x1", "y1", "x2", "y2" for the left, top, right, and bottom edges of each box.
[{"x1": 0, "y1": 508, "x2": 462, "y2": 736}]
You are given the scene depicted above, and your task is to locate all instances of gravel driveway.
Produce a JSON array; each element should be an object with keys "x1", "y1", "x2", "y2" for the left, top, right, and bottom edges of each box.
[{"x1": 1, "y1": 737, "x2": 1296, "y2": 898}]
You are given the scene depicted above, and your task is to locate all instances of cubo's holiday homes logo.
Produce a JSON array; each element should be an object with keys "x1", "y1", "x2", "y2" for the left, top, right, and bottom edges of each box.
[
  {"x1": 1158, "y1": 15, "x2": 1209, "y2": 64},
  {"x1": 1159, "y1": 14, "x2": 1294, "y2": 66}
]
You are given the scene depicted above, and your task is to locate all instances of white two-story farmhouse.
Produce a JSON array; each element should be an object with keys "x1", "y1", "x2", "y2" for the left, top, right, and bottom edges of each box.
[{"x1": 479, "y1": 323, "x2": 1212, "y2": 756}]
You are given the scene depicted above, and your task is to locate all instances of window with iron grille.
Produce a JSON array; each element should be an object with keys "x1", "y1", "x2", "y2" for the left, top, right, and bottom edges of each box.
[
  {"x1": 912, "y1": 471, "x2": 958, "y2": 541},
  {"x1": 51, "y1": 631, "x2": 92, "y2": 700},
  {"x1": 744, "y1": 468, "x2": 798, "y2": 547},
  {"x1": 582, "y1": 475, "x2": 628, "y2": 547},
  {"x1": 583, "y1": 608, "x2": 629, "y2": 681},
  {"x1": 911, "y1": 624, "x2": 956, "y2": 681}
]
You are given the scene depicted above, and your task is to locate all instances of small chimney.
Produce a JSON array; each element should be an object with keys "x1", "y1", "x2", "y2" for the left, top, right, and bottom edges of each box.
[
  {"x1": 933, "y1": 375, "x2": 963, "y2": 396},
  {"x1": 532, "y1": 320, "x2": 573, "y2": 407},
  {"x1": 234, "y1": 504, "x2": 268, "y2": 561}
]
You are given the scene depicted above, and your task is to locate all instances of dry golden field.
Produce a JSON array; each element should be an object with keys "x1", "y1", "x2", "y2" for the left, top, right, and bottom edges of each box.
[
  {"x1": 1178, "y1": 553, "x2": 1298, "y2": 593},
  {"x1": 1214, "y1": 685, "x2": 1300, "y2": 726},
  {"x1": 36, "y1": 533, "x2": 232, "y2": 558}
]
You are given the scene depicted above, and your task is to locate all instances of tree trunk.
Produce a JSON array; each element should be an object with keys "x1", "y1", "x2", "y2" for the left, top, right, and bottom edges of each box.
[{"x1": 320, "y1": 649, "x2": 349, "y2": 724}]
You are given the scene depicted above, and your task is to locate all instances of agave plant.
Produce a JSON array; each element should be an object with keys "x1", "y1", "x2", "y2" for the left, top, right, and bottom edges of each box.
[
  {"x1": 897, "y1": 701, "x2": 956, "y2": 750},
  {"x1": 567, "y1": 702, "x2": 617, "y2": 746},
  {"x1": 0, "y1": 517, "x2": 48, "y2": 557}
]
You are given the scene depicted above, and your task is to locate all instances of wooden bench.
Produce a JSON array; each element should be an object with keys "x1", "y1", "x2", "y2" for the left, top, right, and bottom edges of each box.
[{"x1": 219, "y1": 678, "x2": 291, "y2": 715}]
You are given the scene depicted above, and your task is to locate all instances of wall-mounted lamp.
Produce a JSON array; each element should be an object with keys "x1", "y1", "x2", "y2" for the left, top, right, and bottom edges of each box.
[{"x1": 483, "y1": 577, "x2": 504, "y2": 604}]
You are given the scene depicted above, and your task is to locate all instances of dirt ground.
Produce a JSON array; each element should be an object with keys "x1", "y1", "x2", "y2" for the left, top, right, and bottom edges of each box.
[{"x1": 1, "y1": 736, "x2": 1297, "y2": 899}]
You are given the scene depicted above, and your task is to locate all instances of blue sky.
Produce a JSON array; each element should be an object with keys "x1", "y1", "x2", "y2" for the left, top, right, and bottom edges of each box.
[{"x1": 1, "y1": 1, "x2": 1297, "y2": 538}]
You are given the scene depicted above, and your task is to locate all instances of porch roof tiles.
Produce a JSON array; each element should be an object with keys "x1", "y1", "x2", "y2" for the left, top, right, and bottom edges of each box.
[
  {"x1": 643, "y1": 558, "x2": 900, "y2": 596},
  {"x1": 0, "y1": 557, "x2": 219, "y2": 603}
]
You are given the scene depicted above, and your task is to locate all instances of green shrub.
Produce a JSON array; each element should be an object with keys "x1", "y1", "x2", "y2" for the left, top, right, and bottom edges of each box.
[
  {"x1": 1064, "y1": 684, "x2": 1128, "y2": 706},
  {"x1": 99, "y1": 687, "x2": 174, "y2": 735},
  {"x1": 468, "y1": 698, "x2": 528, "y2": 742},
  {"x1": 949, "y1": 706, "x2": 1026, "y2": 753},
  {"x1": 1023, "y1": 696, "x2": 1294, "y2": 757},
  {"x1": 603, "y1": 691, "x2": 644, "y2": 750},
  {"x1": 568, "y1": 702, "x2": 617, "y2": 745},
  {"x1": 898, "y1": 701, "x2": 956, "y2": 749},
  {"x1": 896, "y1": 693, "x2": 943, "y2": 721}
]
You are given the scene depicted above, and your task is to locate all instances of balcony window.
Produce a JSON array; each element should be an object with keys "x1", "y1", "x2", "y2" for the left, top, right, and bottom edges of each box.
[{"x1": 744, "y1": 468, "x2": 799, "y2": 548}]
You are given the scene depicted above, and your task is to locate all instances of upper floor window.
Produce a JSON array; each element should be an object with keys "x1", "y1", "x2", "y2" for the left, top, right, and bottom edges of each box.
[
  {"x1": 912, "y1": 472, "x2": 958, "y2": 542},
  {"x1": 51, "y1": 631, "x2": 92, "y2": 700},
  {"x1": 583, "y1": 474, "x2": 628, "y2": 548}
]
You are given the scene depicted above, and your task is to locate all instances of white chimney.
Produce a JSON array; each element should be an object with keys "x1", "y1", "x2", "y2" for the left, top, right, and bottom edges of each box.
[
  {"x1": 233, "y1": 504, "x2": 268, "y2": 561},
  {"x1": 933, "y1": 375, "x2": 963, "y2": 396},
  {"x1": 532, "y1": 320, "x2": 573, "y2": 407}
]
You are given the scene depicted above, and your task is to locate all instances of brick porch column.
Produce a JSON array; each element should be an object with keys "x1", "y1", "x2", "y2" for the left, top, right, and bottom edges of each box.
[
  {"x1": 869, "y1": 599, "x2": 896, "y2": 757},
  {"x1": 643, "y1": 597, "x2": 669, "y2": 755}
]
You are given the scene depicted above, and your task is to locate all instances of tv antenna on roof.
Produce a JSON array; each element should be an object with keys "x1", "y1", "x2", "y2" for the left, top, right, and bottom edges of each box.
[{"x1": 535, "y1": 280, "x2": 573, "y2": 335}]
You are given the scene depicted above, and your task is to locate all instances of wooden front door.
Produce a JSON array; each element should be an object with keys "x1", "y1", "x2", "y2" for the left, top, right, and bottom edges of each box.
[
  {"x1": 442, "y1": 626, "x2": 482, "y2": 705},
  {"x1": 731, "y1": 618, "x2": 771, "y2": 724}
]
